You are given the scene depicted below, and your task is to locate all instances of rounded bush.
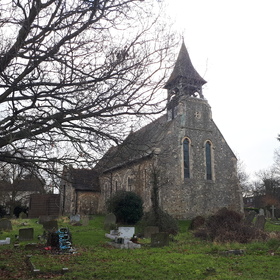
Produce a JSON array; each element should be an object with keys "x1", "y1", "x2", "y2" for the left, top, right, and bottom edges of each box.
[{"x1": 106, "y1": 191, "x2": 143, "y2": 225}]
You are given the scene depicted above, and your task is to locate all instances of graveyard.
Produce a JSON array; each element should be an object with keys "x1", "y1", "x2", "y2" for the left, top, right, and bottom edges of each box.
[{"x1": 1, "y1": 214, "x2": 280, "y2": 279}]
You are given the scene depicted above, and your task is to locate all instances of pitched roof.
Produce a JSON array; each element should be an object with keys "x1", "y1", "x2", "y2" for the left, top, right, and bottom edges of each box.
[
  {"x1": 68, "y1": 167, "x2": 100, "y2": 191},
  {"x1": 164, "y1": 42, "x2": 206, "y2": 89},
  {"x1": 0, "y1": 178, "x2": 44, "y2": 192},
  {"x1": 96, "y1": 114, "x2": 171, "y2": 173}
]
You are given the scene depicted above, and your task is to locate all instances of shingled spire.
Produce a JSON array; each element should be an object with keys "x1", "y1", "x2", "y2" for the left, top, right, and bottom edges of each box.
[{"x1": 165, "y1": 42, "x2": 207, "y2": 103}]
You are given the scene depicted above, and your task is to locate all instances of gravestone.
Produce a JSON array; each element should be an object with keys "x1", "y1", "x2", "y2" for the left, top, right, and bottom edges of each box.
[
  {"x1": 151, "y1": 232, "x2": 169, "y2": 247},
  {"x1": 0, "y1": 237, "x2": 11, "y2": 245},
  {"x1": 19, "y1": 212, "x2": 28, "y2": 219},
  {"x1": 271, "y1": 205, "x2": 276, "y2": 220},
  {"x1": 189, "y1": 216, "x2": 205, "y2": 230},
  {"x1": 254, "y1": 215, "x2": 266, "y2": 230},
  {"x1": 144, "y1": 226, "x2": 159, "y2": 238},
  {"x1": 70, "y1": 214, "x2": 81, "y2": 223},
  {"x1": 0, "y1": 218, "x2": 12, "y2": 231},
  {"x1": 19, "y1": 228, "x2": 34, "y2": 241},
  {"x1": 265, "y1": 209, "x2": 271, "y2": 219},
  {"x1": 118, "y1": 227, "x2": 135, "y2": 239},
  {"x1": 259, "y1": 208, "x2": 265, "y2": 216},
  {"x1": 25, "y1": 243, "x2": 38, "y2": 250},
  {"x1": 42, "y1": 220, "x2": 58, "y2": 231},
  {"x1": 81, "y1": 216, "x2": 89, "y2": 226},
  {"x1": 244, "y1": 211, "x2": 256, "y2": 225},
  {"x1": 38, "y1": 216, "x2": 58, "y2": 224},
  {"x1": 104, "y1": 213, "x2": 116, "y2": 230}
]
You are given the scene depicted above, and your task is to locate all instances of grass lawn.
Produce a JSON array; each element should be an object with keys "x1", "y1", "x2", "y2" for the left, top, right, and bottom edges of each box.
[{"x1": 1, "y1": 216, "x2": 280, "y2": 279}]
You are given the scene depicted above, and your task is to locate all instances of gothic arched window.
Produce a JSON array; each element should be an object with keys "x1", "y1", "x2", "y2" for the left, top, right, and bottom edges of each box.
[
  {"x1": 183, "y1": 138, "x2": 190, "y2": 179},
  {"x1": 205, "y1": 141, "x2": 212, "y2": 180}
]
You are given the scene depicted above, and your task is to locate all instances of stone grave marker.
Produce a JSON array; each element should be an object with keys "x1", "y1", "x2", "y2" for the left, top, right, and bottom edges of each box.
[
  {"x1": 42, "y1": 220, "x2": 58, "y2": 231},
  {"x1": 259, "y1": 208, "x2": 265, "y2": 216},
  {"x1": 19, "y1": 228, "x2": 34, "y2": 241},
  {"x1": 0, "y1": 218, "x2": 12, "y2": 231},
  {"x1": 244, "y1": 211, "x2": 256, "y2": 225},
  {"x1": 118, "y1": 227, "x2": 135, "y2": 239},
  {"x1": 81, "y1": 216, "x2": 89, "y2": 226},
  {"x1": 19, "y1": 212, "x2": 28, "y2": 219},
  {"x1": 0, "y1": 237, "x2": 11, "y2": 245},
  {"x1": 271, "y1": 205, "x2": 276, "y2": 220},
  {"x1": 70, "y1": 214, "x2": 81, "y2": 223},
  {"x1": 144, "y1": 226, "x2": 159, "y2": 238},
  {"x1": 254, "y1": 215, "x2": 266, "y2": 230},
  {"x1": 151, "y1": 232, "x2": 169, "y2": 247},
  {"x1": 39, "y1": 216, "x2": 58, "y2": 224},
  {"x1": 104, "y1": 213, "x2": 116, "y2": 230},
  {"x1": 25, "y1": 243, "x2": 38, "y2": 250},
  {"x1": 189, "y1": 216, "x2": 205, "y2": 230}
]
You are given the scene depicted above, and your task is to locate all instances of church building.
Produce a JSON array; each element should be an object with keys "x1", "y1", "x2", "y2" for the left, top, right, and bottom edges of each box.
[
  {"x1": 60, "y1": 42, "x2": 243, "y2": 219},
  {"x1": 94, "y1": 42, "x2": 244, "y2": 219}
]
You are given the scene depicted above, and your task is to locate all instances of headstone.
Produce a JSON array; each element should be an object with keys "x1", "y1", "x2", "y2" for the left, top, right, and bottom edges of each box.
[
  {"x1": 259, "y1": 208, "x2": 265, "y2": 216},
  {"x1": 118, "y1": 227, "x2": 135, "y2": 239},
  {"x1": 254, "y1": 215, "x2": 266, "y2": 230},
  {"x1": 144, "y1": 226, "x2": 159, "y2": 238},
  {"x1": 25, "y1": 243, "x2": 38, "y2": 250},
  {"x1": 104, "y1": 213, "x2": 116, "y2": 230},
  {"x1": 70, "y1": 214, "x2": 81, "y2": 223},
  {"x1": 220, "y1": 249, "x2": 245, "y2": 256},
  {"x1": 81, "y1": 216, "x2": 89, "y2": 226},
  {"x1": 105, "y1": 229, "x2": 119, "y2": 241},
  {"x1": 42, "y1": 220, "x2": 58, "y2": 231},
  {"x1": 38, "y1": 216, "x2": 58, "y2": 224},
  {"x1": 265, "y1": 209, "x2": 271, "y2": 219},
  {"x1": 19, "y1": 228, "x2": 34, "y2": 241},
  {"x1": 0, "y1": 218, "x2": 12, "y2": 231},
  {"x1": 189, "y1": 216, "x2": 205, "y2": 230},
  {"x1": 0, "y1": 238, "x2": 11, "y2": 245},
  {"x1": 19, "y1": 212, "x2": 28, "y2": 219},
  {"x1": 151, "y1": 232, "x2": 169, "y2": 247},
  {"x1": 271, "y1": 205, "x2": 276, "y2": 220},
  {"x1": 244, "y1": 211, "x2": 256, "y2": 225}
]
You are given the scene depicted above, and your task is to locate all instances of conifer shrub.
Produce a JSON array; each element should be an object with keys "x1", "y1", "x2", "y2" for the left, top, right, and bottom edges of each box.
[
  {"x1": 194, "y1": 208, "x2": 267, "y2": 243},
  {"x1": 106, "y1": 191, "x2": 143, "y2": 225}
]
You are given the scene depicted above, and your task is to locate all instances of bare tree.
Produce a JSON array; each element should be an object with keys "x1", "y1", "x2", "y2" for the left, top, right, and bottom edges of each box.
[
  {"x1": 0, "y1": 0, "x2": 176, "y2": 174},
  {"x1": 273, "y1": 148, "x2": 280, "y2": 179},
  {"x1": 236, "y1": 155, "x2": 252, "y2": 197},
  {"x1": 252, "y1": 168, "x2": 280, "y2": 208}
]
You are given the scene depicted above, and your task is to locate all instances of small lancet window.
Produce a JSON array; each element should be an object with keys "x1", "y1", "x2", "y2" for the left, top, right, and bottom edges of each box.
[
  {"x1": 127, "y1": 177, "x2": 133, "y2": 191},
  {"x1": 183, "y1": 138, "x2": 190, "y2": 179},
  {"x1": 205, "y1": 141, "x2": 212, "y2": 180}
]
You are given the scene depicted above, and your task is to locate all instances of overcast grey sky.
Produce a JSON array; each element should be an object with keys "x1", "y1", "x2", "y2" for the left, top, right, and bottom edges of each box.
[{"x1": 165, "y1": 0, "x2": 280, "y2": 179}]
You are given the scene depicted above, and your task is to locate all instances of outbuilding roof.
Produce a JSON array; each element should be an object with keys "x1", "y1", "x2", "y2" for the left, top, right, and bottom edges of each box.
[{"x1": 68, "y1": 167, "x2": 100, "y2": 192}]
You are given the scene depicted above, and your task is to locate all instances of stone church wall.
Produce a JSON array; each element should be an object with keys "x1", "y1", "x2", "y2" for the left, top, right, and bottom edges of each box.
[
  {"x1": 76, "y1": 192, "x2": 100, "y2": 215},
  {"x1": 97, "y1": 97, "x2": 243, "y2": 219},
  {"x1": 98, "y1": 158, "x2": 155, "y2": 214},
  {"x1": 155, "y1": 97, "x2": 243, "y2": 219}
]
